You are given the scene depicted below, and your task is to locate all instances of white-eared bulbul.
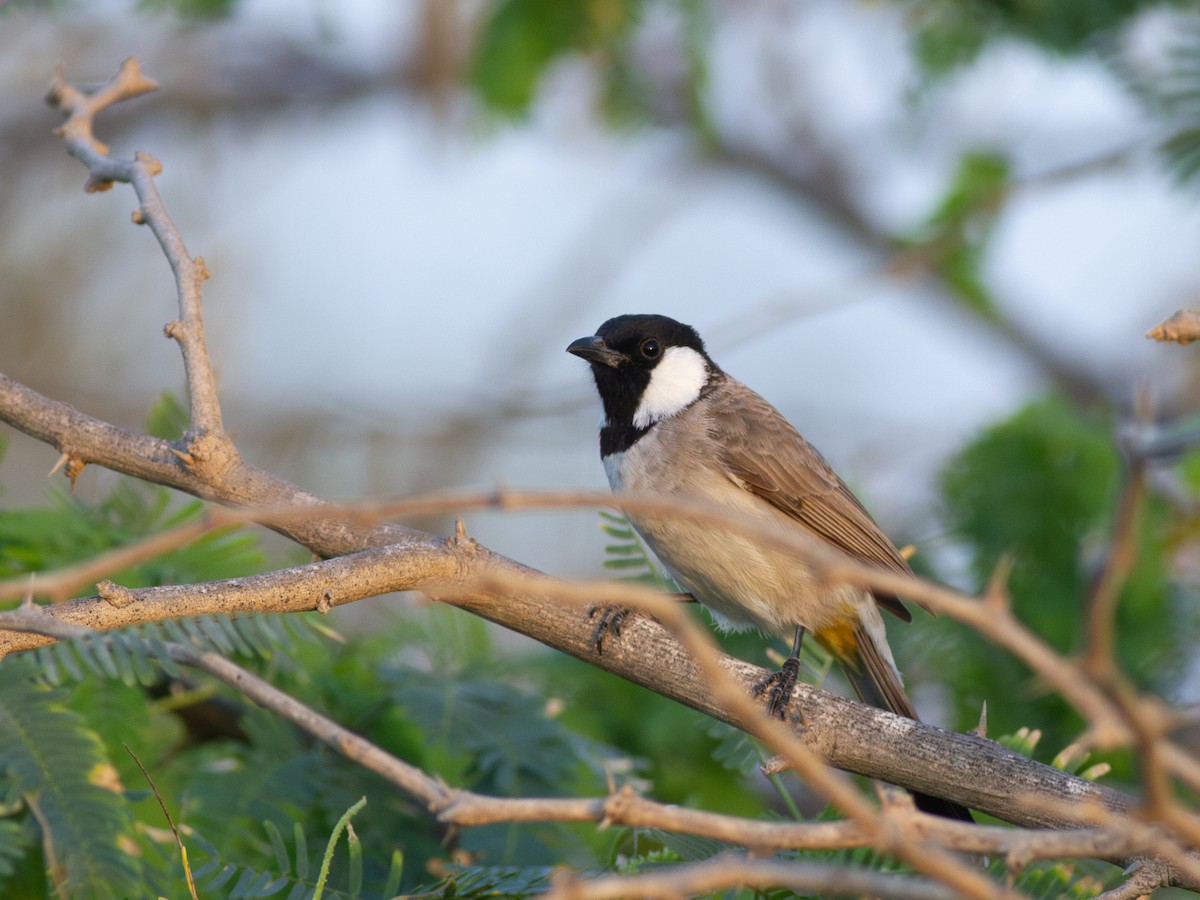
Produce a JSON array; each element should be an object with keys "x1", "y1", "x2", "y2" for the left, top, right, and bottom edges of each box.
[{"x1": 568, "y1": 313, "x2": 971, "y2": 821}]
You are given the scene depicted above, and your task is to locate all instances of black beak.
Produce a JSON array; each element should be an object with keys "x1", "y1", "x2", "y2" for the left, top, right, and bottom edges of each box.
[{"x1": 566, "y1": 335, "x2": 626, "y2": 368}]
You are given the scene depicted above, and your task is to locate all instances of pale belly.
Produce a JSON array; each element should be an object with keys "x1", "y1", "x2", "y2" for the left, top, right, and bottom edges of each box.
[{"x1": 605, "y1": 448, "x2": 866, "y2": 638}]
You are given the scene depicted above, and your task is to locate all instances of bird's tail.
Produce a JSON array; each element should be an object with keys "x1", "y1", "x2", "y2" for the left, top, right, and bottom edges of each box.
[{"x1": 836, "y1": 621, "x2": 975, "y2": 823}]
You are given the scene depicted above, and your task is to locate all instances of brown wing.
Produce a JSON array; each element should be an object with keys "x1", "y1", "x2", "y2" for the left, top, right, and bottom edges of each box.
[{"x1": 710, "y1": 379, "x2": 923, "y2": 620}]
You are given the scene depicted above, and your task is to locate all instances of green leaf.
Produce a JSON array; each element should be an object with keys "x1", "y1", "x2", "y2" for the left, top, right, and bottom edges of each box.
[
  {"x1": 382, "y1": 849, "x2": 403, "y2": 899},
  {"x1": 470, "y1": 0, "x2": 592, "y2": 114},
  {"x1": 598, "y1": 513, "x2": 673, "y2": 587},
  {"x1": 0, "y1": 818, "x2": 34, "y2": 879},
  {"x1": 264, "y1": 820, "x2": 291, "y2": 876},
  {"x1": 312, "y1": 796, "x2": 365, "y2": 900},
  {"x1": 470, "y1": 0, "x2": 640, "y2": 116}
]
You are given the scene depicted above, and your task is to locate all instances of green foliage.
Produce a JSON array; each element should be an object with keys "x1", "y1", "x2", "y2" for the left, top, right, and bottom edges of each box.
[
  {"x1": 0, "y1": 481, "x2": 264, "y2": 595},
  {"x1": 598, "y1": 510, "x2": 669, "y2": 584},
  {"x1": 468, "y1": 0, "x2": 715, "y2": 129},
  {"x1": 471, "y1": 0, "x2": 641, "y2": 116},
  {"x1": 907, "y1": 0, "x2": 1174, "y2": 73},
  {"x1": 1145, "y1": 18, "x2": 1200, "y2": 189},
  {"x1": 936, "y1": 396, "x2": 1193, "y2": 757},
  {"x1": 137, "y1": 0, "x2": 237, "y2": 20},
  {"x1": 0, "y1": 819, "x2": 34, "y2": 881},
  {"x1": 31, "y1": 612, "x2": 325, "y2": 688},
  {"x1": 411, "y1": 864, "x2": 554, "y2": 897},
  {"x1": 0, "y1": 656, "x2": 143, "y2": 899},
  {"x1": 183, "y1": 816, "x2": 404, "y2": 900}
]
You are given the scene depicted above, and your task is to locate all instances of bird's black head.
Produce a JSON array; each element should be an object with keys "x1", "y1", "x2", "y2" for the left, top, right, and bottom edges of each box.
[{"x1": 567, "y1": 314, "x2": 717, "y2": 451}]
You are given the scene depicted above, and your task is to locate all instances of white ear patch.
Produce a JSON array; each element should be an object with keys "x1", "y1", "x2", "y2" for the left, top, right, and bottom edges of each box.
[{"x1": 633, "y1": 345, "x2": 708, "y2": 429}]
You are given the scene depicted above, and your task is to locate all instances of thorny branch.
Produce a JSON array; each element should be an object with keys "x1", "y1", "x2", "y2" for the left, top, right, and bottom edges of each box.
[
  {"x1": 49, "y1": 58, "x2": 223, "y2": 438},
  {"x1": 0, "y1": 58, "x2": 1195, "y2": 895},
  {"x1": 1, "y1": 599, "x2": 1192, "y2": 895}
]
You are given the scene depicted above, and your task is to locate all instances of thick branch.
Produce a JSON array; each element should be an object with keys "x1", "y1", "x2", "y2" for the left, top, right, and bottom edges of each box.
[
  {"x1": 0, "y1": 529, "x2": 1139, "y2": 834},
  {"x1": 0, "y1": 372, "x2": 418, "y2": 555}
]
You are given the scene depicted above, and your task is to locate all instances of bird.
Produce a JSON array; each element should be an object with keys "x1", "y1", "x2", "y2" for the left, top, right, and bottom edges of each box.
[{"x1": 567, "y1": 313, "x2": 972, "y2": 821}]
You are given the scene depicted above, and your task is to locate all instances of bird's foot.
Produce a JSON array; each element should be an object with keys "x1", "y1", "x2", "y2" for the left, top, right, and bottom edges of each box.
[
  {"x1": 587, "y1": 593, "x2": 694, "y2": 654},
  {"x1": 753, "y1": 656, "x2": 802, "y2": 720},
  {"x1": 587, "y1": 604, "x2": 634, "y2": 655}
]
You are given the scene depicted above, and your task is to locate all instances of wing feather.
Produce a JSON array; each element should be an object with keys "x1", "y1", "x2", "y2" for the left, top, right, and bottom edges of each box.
[{"x1": 710, "y1": 379, "x2": 924, "y2": 620}]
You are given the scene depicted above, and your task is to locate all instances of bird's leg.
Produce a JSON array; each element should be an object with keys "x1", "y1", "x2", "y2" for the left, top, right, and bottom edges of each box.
[
  {"x1": 753, "y1": 625, "x2": 806, "y2": 719},
  {"x1": 588, "y1": 593, "x2": 695, "y2": 654}
]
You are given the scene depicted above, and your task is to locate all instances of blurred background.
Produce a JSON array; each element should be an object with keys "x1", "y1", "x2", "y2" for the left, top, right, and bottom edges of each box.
[
  {"x1": 4, "y1": 0, "x2": 1198, "y2": 573},
  {"x1": 3, "y1": 1, "x2": 1200, "y2": 887}
]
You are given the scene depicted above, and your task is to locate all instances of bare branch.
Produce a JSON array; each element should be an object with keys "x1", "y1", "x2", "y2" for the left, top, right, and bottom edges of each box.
[
  {"x1": 1093, "y1": 858, "x2": 1171, "y2": 900},
  {"x1": 542, "y1": 854, "x2": 965, "y2": 900},
  {"x1": 48, "y1": 58, "x2": 223, "y2": 437}
]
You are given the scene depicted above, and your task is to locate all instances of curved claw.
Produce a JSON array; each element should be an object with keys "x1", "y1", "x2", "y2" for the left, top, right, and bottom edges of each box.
[
  {"x1": 587, "y1": 604, "x2": 633, "y2": 655},
  {"x1": 753, "y1": 656, "x2": 802, "y2": 720}
]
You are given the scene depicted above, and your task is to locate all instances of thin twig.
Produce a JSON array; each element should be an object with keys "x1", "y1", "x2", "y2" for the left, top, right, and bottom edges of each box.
[
  {"x1": 541, "y1": 853, "x2": 963, "y2": 900},
  {"x1": 49, "y1": 58, "x2": 224, "y2": 437},
  {"x1": 123, "y1": 744, "x2": 198, "y2": 900}
]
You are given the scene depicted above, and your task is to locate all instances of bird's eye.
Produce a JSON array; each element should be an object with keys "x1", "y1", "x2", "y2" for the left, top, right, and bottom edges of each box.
[{"x1": 640, "y1": 339, "x2": 661, "y2": 359}]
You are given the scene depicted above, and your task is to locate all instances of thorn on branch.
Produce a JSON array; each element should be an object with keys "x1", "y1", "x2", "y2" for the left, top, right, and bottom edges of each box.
[
  {"x1": 44, "y1": 66, "x2": 66, "y2": 108},
  {"x1": 131, "y1": 207, "x2": 146, "y2": 225},
  {"x1": 164, "y1": 320, "x2": 184, "y2": 342},
  {"x1": 971, "y1": 701, "x2": 988, "y2": 738},
  {"x1": 21, "y1": 577, "x2": 37, "y2": 610},
  {"x1": 48, "y1": 452, "x2": 69, "y2": 477},
  {"x1": 983, "y1": 555, "x2": 1014, "y2": 610},
  {"x1": 452, "y1": 518, "x2": 481, "y2": 555}
]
